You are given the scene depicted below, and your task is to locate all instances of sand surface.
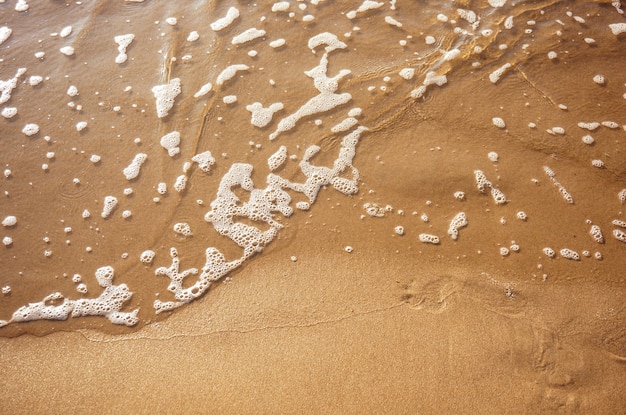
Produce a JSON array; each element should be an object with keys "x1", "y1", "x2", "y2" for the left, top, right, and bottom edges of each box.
[{"x1": 1, "y1": 1, "x2": 626, "y2": 413}]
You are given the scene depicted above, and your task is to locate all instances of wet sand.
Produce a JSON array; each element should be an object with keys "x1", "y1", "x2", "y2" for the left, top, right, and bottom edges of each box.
[{"x1": 1, "y1": 0, "x2": 626, "y2": 413}]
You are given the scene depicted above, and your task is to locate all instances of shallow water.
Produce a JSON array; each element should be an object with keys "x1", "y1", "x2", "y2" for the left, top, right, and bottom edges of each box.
[{"x1": 0, "y1": 0, "x2": 625, "y2": 412}]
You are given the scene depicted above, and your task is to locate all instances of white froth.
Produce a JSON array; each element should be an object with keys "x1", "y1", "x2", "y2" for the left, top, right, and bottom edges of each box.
[
  {"x1": 101, "y1": 196, "x2": 118, "y2": 218},
  {"x1": 578, "y1": 122, "x2": 600, "y2": 131},
  {"x1": 173, "y1": 222, "x2": 192, "y2": 237},
  {"x1": 589, "y1": 224, "x2": 604, "y2": 243},
  {"x1": 22, "y1": 123, "x2": 39, "y2": 136},
  {"x1": 140, "y1": 250, "x2": 155, "y2": 264},
  {"x1": 347, "y1": 1, "x2": 384, "y2": 19},
  {"x1": 216, "y1": 64, "x2": 249, "y2": 86},
  {"x1": 399, "y1": 68, "x2": 415, "y2": 80},
  {"x1": 489, "y1": 63, "x2": 511, "y2": 84},
  {"x1": 1, "y1": 107, "x2": 17, "y2": 118},
  {"x1": 2, "y1": 215, "x2": 17, "y2": 227},
  {"x1": 187, "y1": 31, "x2": 199, "y2": 42},
  {"x1": 28, "y1": 75, "x2": 43, "y2": 86},
  {"x1": 151, "y1": 78, "x2": 181, "y2": 118},
  {"x1": 210, "y1": 7, "x2": 240, "y2": 31},
  {"x1": 385, "y1": 16, "x2": 403, "y2": 27},
  {"x1": 614, "y1": 229, "x2": 626, "y2": 243},
  {"x1": 15, "y1": 0, "x2": 28, "y2": 12},
  {"x1": 609, "y1": 23, "x2": 626, "y2": 35},
  {"x1": 246, "y1": 102, "x2": 284, "y2": 128},
  {"x1": 581, "y1": 135, "x2": 594, "y2": 145},
  {"x1": 543, "y1": 166, "x2": 573, "y2": 204},
  {"x1": 269, "y1": 39, "x2": 286, "y2": 48},
  {"x1": 487, "y1": 152, "x2": 499, "y2": 162},
  {"x1": 223, "y1": 95, "x2": 237, "y2": 104},
  {"x1": 419, "y1": 233, "x2": 440, "y2": 244},
  {"x1": 160, "y1": 131, "x2": 181, "y2": 157},
  {"x1": 0, "y1": 68, "x2": 27, "y2": 105},
  {"x1": 268, "y1": 146, "x2": 288, "y2": 171},
  {"x1": 448, "y1": 212, "x2": 468, "y2": 240},
  {"x1": 66, "y1": 85, "x2": 78, "y2": 97},
  {"x1": 272, "y1": 2, "x2": 290, "y2": 12},
  {"x1": 560, "y1": 248, "x2": 580, "y2": 260},
  {"x1": 0, "y1": 26, "x2": 12, "y2": 46},
  {"x1": 194, "y1": 83, "x2": 213, "y2": 98},
  {"x1": 331, "y1": 117, "x2": 358, "y2": 133},
  {"x1": 157, "y1": 182, "x2": 167, "y2": 195},
  {"x1": 174, "y1": 175, "x2": 187, "y2": 192},
  {"x1": 492, "y1": 117, "x2": 506, "y2": 128},
  {"x1": 123, "y1": 153, "x2": 147, "y2": 180},
  {"x1": 232, "y1": 28, "x2": 266, "y2": 45},
  {"x1": 76, "y1": 121, "x2": 88, "y2": 131},
  {"x1": 60, "y1": 46, "x2": 75, "y2": 56},
  {"x1": 270, "y1": 37, "x2": 351, "y2": 140},
  {"x1": 593, "y1": 74, "x2": 605, "y2": 85},
  {"x1": 59, "y1": 26, "x2": 72, "y2": 38},
  {"x1": 114, "y1": 34, "x2": 134, "y2": 64}
]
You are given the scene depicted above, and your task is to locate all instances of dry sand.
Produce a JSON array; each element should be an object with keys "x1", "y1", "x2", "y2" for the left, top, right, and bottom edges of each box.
[{"x1": 1, "y1": 1, "x2": 626, "y2": 413}]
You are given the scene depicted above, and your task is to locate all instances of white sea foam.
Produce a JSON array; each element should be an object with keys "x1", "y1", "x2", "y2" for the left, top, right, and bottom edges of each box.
[
  {"x1": 152, "y1": 78, "x2": 181, "y2": 118},
  {"x1": 210, "y1": 7, "x2": 240, "y2": 31}
]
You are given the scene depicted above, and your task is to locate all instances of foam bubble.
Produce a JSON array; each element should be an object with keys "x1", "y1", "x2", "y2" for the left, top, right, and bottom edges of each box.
[
  {"x1": 173, "y1": 175, "x2": 187, "y2": 192},
  {"x1": 589, "y1": 224, "x2": 604, "y2": 243},
  {"x1": 192, "y1": 151, "x2": 215, "y2": 173},
  {"x1": 560, "y1": 248, "x2": 580, "y2": 260},
  {"x1": 448, "y1": 212, "x2": 468, "y2": 240},
  {"x1": 187, "y1": 31, "x2": 199, "y2": 42},
  {"x1": 29, "y1": 76, "x2": 43, "y2": 86},
  {"x1": 591, "y1": 159, "x2": 604, "y2": 168},
  {"x1": 543, "y1": 166, "x2": 573, "y2": 204},
  {"x1": 614, "y1": 229, "x2": 626, "y2": 243},
  {"x1": 152, "y1": 78, "x2": 181, "y2": 118},
  {"x1": 216, "y1": 64, "x2": 249, "y2": 86},
  {"x1": 593, "y1": 74, "x2": 605, "y2": 85},
  {"x1": 101, "y1": 196, "x2": 118, "y2": 218},
  {"x1": 1, "y1": 107, "x2": 17, "y2": 118},
  {"x1": 272, "y1": 2, "x2": 290, "y2": 12},
  {"x1": 619, "y1": 189, "x2": 626, "y2": 204},
  {"x1": 578, "y1": 121, "x2": 600, "y2": 130},
  {"x1": 268, "y1": 146, "x2": 287, "y2": 171},
  {"x1": 347, "y1": 1, "x2": 384, "y2": 19},
  {"x1": 60, "y1": 46, "x2": 75, "y2": 56},
  {"x1": 246, "y1": 102, "x2": 283, "y2": 128},
  {"x1": 210, "y1": 7, "x2": 240, "y2": 31},
  {"x1": 194, "y1": 82, "x2": 213, "y2": 98},
  {"x1": 173, "y1": 222, "x2": 192, "y2": 237},
  {"x1": 76, "y1": 121, "x2": 88, "y2": 132},
  {"x1": 269, "y1": 39, "x2": 286, "y2": 48},
  {"x1": 232, "y1": 28, "x2": 266, "y2": 45},
  {"x1": 157, "y1": 182, "x2": 167, "y2": 195},
  {"x1": 0, "y1": 26, "x2": 12, "y2": 46},
  {"x1": 394, "y1": 226, "x2": 405, "y2": 236},
  {"x1": 3, "y1": 236, "x2": 12, "y2": 246},
  {"x1": 492, "y1": 117, "x2": 506, "y2": 128},
  {"x1": 489, "y1": 63, "x2": 511, "y2": 84},
  {"x1": 543, "y1": 247, "x2": 556, "y2": 258},
  {"x1": 2, "y1": 215, "x2": 17, "y2": 227},
  {"x1": 114, "y1": 33, "x2": 134, "y2": 64},
  {"x1": 223, "y1": 95, "x2": 237, "y2": 104},
  {"x1": 140, "y1": 250, "x2": 155, "y2": 264},
  {"x1": 419, "y1": 233, "x2": 440, "y2": 244},
  {"x1": 160, "y1": 131, "x2": 181, "y2": 157},
  {"x1": 581, "y1": 135, "x2": 594, "y2": 145},
  {"x1": 399, "y1": 68, "x2": 415, "y2": 80},
  {"x1": 385, "y1": 16, "x2": 403, "y2": 28},
  {"x1": 609, "y1": 23, "x2": 626, "y2": 35},
  {"x1": 123, "y1": 153, "x2": 147, "y2": 180},
  {"x1": 0, "y1": 67, "x2": 27, "y2": 105},
  {"x1": 22, "y1": 123, "x2": 40, "y2": 136}
]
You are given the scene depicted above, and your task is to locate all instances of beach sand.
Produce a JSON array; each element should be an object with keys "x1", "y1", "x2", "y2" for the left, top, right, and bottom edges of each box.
[{"x1": 1, "y1": 1, "x2": 625, "y2": 413}]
